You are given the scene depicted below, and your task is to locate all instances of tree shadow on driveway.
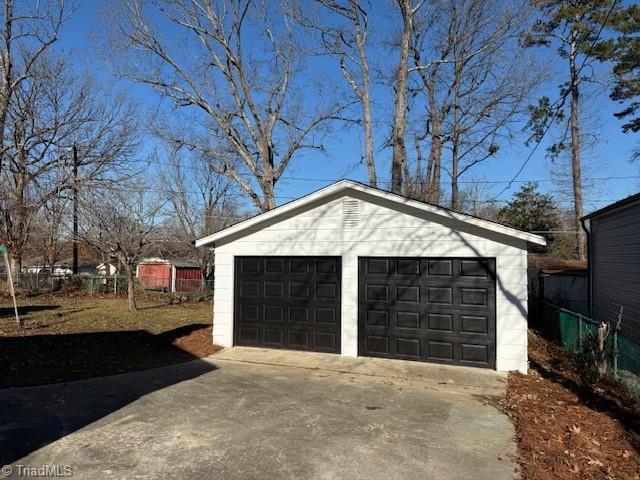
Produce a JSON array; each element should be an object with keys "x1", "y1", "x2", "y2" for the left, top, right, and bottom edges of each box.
[{"x1": 0, "y1": 326, "x2": 217, "y2": 465}]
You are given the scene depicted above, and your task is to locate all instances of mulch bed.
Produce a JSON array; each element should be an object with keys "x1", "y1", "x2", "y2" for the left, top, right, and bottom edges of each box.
[
  {"x1": 170, "y1": 325, "x2": 221, "y2": 358},
  {"x1": 500, "y1": 331, "x2": 640, "y2": 480}
]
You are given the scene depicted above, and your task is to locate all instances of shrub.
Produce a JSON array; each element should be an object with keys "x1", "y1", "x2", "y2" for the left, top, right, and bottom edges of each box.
[
  {"x1": 60, "y1": 275, "x2": 86, "y2": 294},
  {"x1": 574, "y1": 321, "x2": 613, "y2": 382}
]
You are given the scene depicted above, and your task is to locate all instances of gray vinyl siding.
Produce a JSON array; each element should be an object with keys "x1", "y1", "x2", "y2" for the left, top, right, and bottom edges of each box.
[{"x1": 591, "y1": 200, "x2": 640, "y2": 341}]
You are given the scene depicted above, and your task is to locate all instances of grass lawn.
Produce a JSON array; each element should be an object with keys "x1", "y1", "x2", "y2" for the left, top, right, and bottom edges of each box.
[{"x1": 0, "y1": 294, "x2": 218, "y2": 388}]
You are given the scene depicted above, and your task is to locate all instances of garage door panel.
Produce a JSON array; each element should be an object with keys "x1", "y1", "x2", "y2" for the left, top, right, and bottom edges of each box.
[
  {"x1": 239, "y1": 257, "x2": 262, "y2": 274},
  {"x1": 365, "y1": 335, "x2": 389, "y2": 355},
  {"x1": 240, "y1": 280, "x2": 261, "y2": 297},
  {"x1": 396, "y1": 285, "x2": 421, "y2": 303},
  {"x1": 459, "y1": 288, "x2": 489, "y2": 306},
  {"x1": 460, "y1": 343, "x2": 490, "y2": 364},
  {"x1": 316, "y1": 258, "x2": 339, "y2": 273},
  {"x1": 365, "y1": 258, "x2": 391, "y2": 274},
  {"x1": 238, "y1": 304, "x2": 260, "y2": 321},
  {"x1": 427, "y1": 340, "x2": 455, "y2": 362},
  {"x1": 315, "y1": 331, "x2": 338, "y2": 350},
  {"x1": 235, "y1": 256, "x2": 341, "y2": 353},
  {"x1": 460, "y1": 315, "x2": 490, "y2": 334},
  {"x1": 426, "y1": 286, "x2": 453, "y2": 305},
  {"x1": 264, "y1": 258, "x2": 285, "y2": 273},
  {"x1": 396, "y1": 337, "x2": 421, "y2": 357},
  {"x1": 315, "y1": 307, "x2": 338, "y2": 324},
  {"x1": 263, "y1": 328, "x2": 285, "y2": 346},
  {"x1": 426, "y1": 313, "x2": 454, "y2": 332},
  {"x1": 359, "y1": 257, "x2": 496, "y2": 369},
  {"x1": 289, "y1": 306, "x2": 309, "y2": 322},
  {"x1": 365, "y1": 309, "x2": 389, "y2": 326},
  {"x1": 264, "y1": 305, "x2": 284, "y2": 322},
  {"x1": 459, "y1": 259, "x2": 492, "y2": 278},
  {"x1": 237, "y1": 326, "x2": 260, "y2": 344},
  {"x1": 396, "y1": 311, "x2": 420, "y2": 329},
  {"x1": 427, "y1": 259, "x2": 453, "y2": 276}
]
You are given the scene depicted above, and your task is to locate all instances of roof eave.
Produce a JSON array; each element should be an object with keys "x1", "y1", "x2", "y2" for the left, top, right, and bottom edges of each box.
[{"x1": 582, "y1": 192, "x2": 640, "y2": 221}]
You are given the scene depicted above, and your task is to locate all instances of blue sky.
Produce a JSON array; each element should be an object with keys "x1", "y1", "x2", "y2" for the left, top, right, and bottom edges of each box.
[{"x1": 54, "y1": 0, "x2": 640, "y2": 215}]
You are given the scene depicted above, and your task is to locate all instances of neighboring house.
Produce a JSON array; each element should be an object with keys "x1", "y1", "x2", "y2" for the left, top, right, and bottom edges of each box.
[
  {"x1": 529, "y1": 257, "x2": 589, "y2": 316},
  {"x1": 96, "y1": 262, "x2": 118, "y2": 276},
  {"x1": 136, "y1": 258, "x2": 203, "y2": 293},
  {"x1": 196, "y1": 180, "x2": 546, "y2": 373},
  {"x1": 582, "y1": 192, "x2": 640, "y2": 342},
  {"x1": 539, "y1": 267, "x2": 589, "y2": 316}
]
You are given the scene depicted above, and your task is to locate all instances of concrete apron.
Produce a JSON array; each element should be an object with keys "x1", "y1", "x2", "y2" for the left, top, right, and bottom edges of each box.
[{"x1": 213, "y1": 347, "x2": 508, "y2": 398}]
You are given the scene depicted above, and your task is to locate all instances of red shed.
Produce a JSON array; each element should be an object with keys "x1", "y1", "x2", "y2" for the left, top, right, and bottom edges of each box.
[
  {"x1": 136, "y1": 258, "x2": 203, "y2": 293},
  {"x1": 173, "y1": 261, "x2": 204, "y2": 292}
]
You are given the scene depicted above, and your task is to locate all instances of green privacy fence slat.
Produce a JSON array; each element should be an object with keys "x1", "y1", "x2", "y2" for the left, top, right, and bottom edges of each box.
[{"x1": 541, "y1": 302, "x2": 640, "y2": 376}]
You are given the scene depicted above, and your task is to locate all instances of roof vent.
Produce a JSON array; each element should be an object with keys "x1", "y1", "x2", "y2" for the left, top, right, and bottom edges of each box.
[{"x1": 342, "y1": 198, "x2": 359, "y2": 229}]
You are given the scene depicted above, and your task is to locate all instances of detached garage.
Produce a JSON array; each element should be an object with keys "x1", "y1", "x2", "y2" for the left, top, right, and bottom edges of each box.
[{"x1": 196, "y1": 180, "x2": 545, "y2": 373}]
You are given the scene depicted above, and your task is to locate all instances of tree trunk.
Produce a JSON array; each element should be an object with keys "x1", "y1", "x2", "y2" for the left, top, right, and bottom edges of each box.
[
  {"x1": 354, "y1": 8, "x2": 376, "y2": 188},
  {"x1": 451, "y1": 90, "x2": 461, "y2": 210},
  {"x1": 126, "y1": 265, "x2": 137, "y2": 311},
  {"x1": 391, "y1": 0, "x2": 412, "y2": 194},
  {"x1": 450, "y1": 15, "x2": 462, "y2": 211},
  {"x1": 9, "y1": 254, "x2": 20, "y2": 277},
  {"x1": 427, "y1": 124, "x2": 442, "y2": 204},
  {"x1": 261, "y1": 178, "x2": 276, "y2": 211},
  {"x1": 363, "y1": 88, "x2": 376, "y2": 187},
  {"x1": 451, "y1": 141, "x2": 459, "y2": 210},
  {"x1": 569, "y1": 37, "x2": 586, "y2": 260},
  {"x1": 0, "y1": 0, "x2": 14, "y2": 179}
]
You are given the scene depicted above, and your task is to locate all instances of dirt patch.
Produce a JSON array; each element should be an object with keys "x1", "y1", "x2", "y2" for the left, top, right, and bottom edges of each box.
[{"x1": 501, "y1": 331, "x2": 640, "y2": 479}]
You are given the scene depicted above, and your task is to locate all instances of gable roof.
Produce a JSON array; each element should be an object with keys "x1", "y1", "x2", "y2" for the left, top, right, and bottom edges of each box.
[{"x1": 195, "y1": 179, "x2": 547, "y2": 247}]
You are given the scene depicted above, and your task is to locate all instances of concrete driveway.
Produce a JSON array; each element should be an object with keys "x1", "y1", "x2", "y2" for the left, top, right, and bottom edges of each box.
[{"x1": 0, "y1": 349, "x2": 518, "y2": 480}]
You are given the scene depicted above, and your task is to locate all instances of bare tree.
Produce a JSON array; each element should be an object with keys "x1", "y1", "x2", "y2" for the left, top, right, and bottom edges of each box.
[
  {"x1": 0, "y1": 53, "x2": 138, "y2": 272},
  {"x1": 291, "y1": 0, "x2": 377, "y2": 186},
  {"x1": 106, "y1": 0, "x2": 347, "y2": 212},
  {"x1": 0, "y1": 0, "x2": 68, "y2": 178},
  {"x1": 23, "y1": 194, "x2": 69, "y2": 272},
  {"x1": 157, "y1": 150, "x2": 243, "y2": 278},
  {"x1": 80, "y1": 183, "x2": 162, "y2": 311},
  {"x1": 409, "y1": 0, "x2": 539, "y2": 209},
  {"x1": 391, "y1": 0, "x2": 424, "y2": 194}
]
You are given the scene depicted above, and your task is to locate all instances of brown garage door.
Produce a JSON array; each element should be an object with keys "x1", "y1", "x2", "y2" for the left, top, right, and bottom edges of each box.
[
  {"x1": 234, "y1": 256, "x2": 341, "y2": 353},
  {"x1": 358, "y1": 257, "x2": 496, "y2": 368}
]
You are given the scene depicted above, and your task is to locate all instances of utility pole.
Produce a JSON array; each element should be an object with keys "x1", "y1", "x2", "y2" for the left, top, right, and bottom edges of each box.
[{"x1": 72, "y1": 143, "x2": 79, "y2": 275}]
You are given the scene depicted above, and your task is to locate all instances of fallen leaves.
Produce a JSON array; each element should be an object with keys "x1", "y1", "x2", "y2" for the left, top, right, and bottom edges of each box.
[{"x1": 499, "y1": 331, "x2": 640, "y2": 480}]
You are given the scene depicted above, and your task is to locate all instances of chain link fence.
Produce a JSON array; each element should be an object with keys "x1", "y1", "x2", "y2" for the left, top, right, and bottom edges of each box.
[
  {"x1": 1, "y1": 273, "x2": 214, "y2": 296},
  {"x1": 538, "y1": 301, "x2": 640, "y2": 398}
]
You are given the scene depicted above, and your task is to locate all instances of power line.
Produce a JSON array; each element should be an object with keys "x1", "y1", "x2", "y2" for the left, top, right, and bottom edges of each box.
[{"x1": 146, "y1": 157, "x2": 640, "y2": 185}]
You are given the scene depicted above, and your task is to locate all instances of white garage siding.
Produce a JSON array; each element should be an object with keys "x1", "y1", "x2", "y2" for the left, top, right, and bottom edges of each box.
[{"x1": 208, "y1": 186, "x2": 534, "y2": 373}]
